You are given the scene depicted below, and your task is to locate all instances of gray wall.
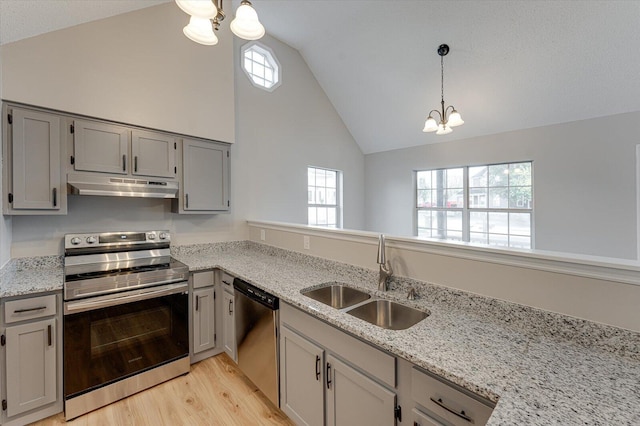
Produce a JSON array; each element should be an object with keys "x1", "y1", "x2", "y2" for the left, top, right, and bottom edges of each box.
[
  {"x1": 1, "y1": 4, "x2": 364, "y2": 257},
  {"x1": 0, "y1": 46, "x2": 11, "y2": 266},
  {"x1": 365, "y1": 112, "x2": 639, "y2": 259}
]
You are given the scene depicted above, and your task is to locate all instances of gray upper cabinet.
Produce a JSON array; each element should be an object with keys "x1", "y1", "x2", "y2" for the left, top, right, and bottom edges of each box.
[
  {"x1": 73, "y1": 120, "x2": 129, "y2": 174},
  {"x1": 175, "y1": 138, "x2": 230, "y2": 213},
  {"x1": 3, "y1": 106, "x2": 67, "y2": 215},
  {"x1": 131, "y1": 130, "x2": 176, "y2": 178},
  {"x1": 73, "y1": 120, "x2": 176, "y2": 179}
]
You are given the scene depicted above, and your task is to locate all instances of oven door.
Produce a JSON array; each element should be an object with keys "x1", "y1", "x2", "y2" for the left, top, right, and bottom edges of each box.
[{"x1": 63, "y1": 282, "x2": 188, "y2": 400}]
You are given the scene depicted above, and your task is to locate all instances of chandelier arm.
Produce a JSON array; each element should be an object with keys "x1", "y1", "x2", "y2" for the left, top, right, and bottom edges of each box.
[{"x1": 428, "y1": 110, "x2": 442, "y2": 121}]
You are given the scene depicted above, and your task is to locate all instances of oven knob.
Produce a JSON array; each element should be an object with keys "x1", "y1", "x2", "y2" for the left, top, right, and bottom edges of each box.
[
  {"x1": 70, "y1": 237, "x2": 82, "y2": 245},
  {"x1": 86, "y1": 236, "x2": 97, "y2": 244},
  {"x1": 159, "y1": 232, "x2": 169, "y2": 240},
  {"x1": 147, "y1": 232, "x2": 157, "y2": 240}
]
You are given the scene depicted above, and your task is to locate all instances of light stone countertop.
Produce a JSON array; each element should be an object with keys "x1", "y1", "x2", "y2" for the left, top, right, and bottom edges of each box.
[{"x1": 2, "y1": 241, "x2": 639, "y2": 424}]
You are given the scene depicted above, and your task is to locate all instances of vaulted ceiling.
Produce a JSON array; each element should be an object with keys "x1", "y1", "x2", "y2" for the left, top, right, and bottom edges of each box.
[{"x1": 2, "y1": 0, "x2": 639, "y2": 154}]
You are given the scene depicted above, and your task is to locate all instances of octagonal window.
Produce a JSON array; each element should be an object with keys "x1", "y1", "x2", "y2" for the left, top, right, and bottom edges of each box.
[{"x1": 241, "y1": 42, "x2": 281, "y2": 91}]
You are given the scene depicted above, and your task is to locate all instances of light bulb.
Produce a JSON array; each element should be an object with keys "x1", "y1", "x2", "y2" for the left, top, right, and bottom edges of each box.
[
  {"x1": 448, "y1": 109, "x2": 464, "y2": 127},
  {"x1": 436, "y1": 123, "x2": 452, "y2": 135},
  {"x1": 422, "y1": 116, "x2": 438, "y2": 132},
  {"x1": 183, "y1": 16, "x2": 218, "y2": 45},
  {"x1": 230, "y1": 1, "x2": 265, "y2": 40},
  {"x1": 175, "y1": 0, "x2": 217, "y2": 19}
]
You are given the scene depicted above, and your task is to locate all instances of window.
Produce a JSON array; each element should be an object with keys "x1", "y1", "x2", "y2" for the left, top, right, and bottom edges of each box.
[
  {"x1": 308, "y1": 167, "x2": 342, "y2": 228},
  {"x1": 241, "y1": 42, "x2": 281, "y2": 91},
  {"x1": 416, "y1": 162, "x2": 533, "y2": 249}
]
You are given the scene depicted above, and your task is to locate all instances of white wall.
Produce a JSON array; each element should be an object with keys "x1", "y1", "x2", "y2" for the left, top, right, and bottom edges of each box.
[
  {"x1": 233, "y1": 36, "x2": 364, "y2": 229},
  {"x1": 1, "y1": 4, "x2": 364, "y2": 257},
  {"x1": 365, "y1": 112, "x2": 640, "y2": 260}
]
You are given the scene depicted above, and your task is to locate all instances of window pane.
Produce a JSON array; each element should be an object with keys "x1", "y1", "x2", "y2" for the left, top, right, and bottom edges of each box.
[
  {"x1": 445, "y1": 168, "x2": 464, "y2": 189},
  {"x1": 253, "y1": 63, "x2": 265, "y2": 78},
  {"x1": 308, "y1": 187, "x2": 315, "y2": 203},
  {"x1": 417, "y1": 228, "x2": 431, "y2": 238},
  {"x1": 469, "y1": 189, "x2": 487, "y2": 208},
  {"x1": 489, "y1": 187, "x2": 508, "y2": 208},
  {"x1": 265, "y1": 68, "x2": 274, "y2": 84},
  {"x1": 316, "y1": 169, "x2": 326, "y2": 187},
  {"x1": 509, "y1": 235, "x2": 531, "y2": 249},
  {"x1": 327, "y1": 208, "x2": 336, "y2": 226},
  {"x1": 327, "y1": 189, "x2": 337, "y2": 205},
  {"x1": 509, "y1": 162, "x2": 532, "y2": 186},
  {"x1": 470, "y1": 232, "x2": 488, "y2": 244},
  {"x1": 446, "y1": 231, "x2": 463, "y2": 241},
  {"x1": 308, "y1": 168, "x2": 316, "y2": 186},
  {"x1": 417, "y1": 189, "x2": 432, "y2": 207},
  {"x1": 509, "y1": 187, "x2": 532, "y2": 209},
  {"x1": 446, "y1": 190, "x2": 464, "y2": 208},
  {"x1": 417, "y1": 171, "x2": 431, "y2": 189},
  {"x1": 326, "y1": 170, "x2": 336, "y2": 189},
  {"x1": 489, "y1": 164, "x2": 509, "y2": 187},
  {"x1": 417, "y1": 210, "x2": 432, "y2": 229},
  {"x1": 308, "y1": 207, "x2": 316, "y2": 225},
  {"x1": 316, "y1": 188, "x2": 326, "y2": 205},
  {"x1": 489, "y1": 234, "x2": 509, "y2": 247},
  {"x1": 509, "y1": 213, "x2": 531, "y2": 236},
  {"x1": 470, "y1": 212, "x2": 487, "y2": 232},
  {"x1": 489, "y1": 212, "x2": 508, "y2": 234},
  {"x1": 469, "y1": 166, "x2": 487, "y2": 188},
  {"x1": 447, "y1": 211, "x2": 463, "y2": 231},
  {"x1": 317, "y1": 208, "x2": 327, "y2": 225}
]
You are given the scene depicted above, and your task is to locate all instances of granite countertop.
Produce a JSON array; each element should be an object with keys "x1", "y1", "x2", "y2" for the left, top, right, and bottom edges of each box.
[{"x1": 2, "y1": 242, "x2": 639, "y2": 424}]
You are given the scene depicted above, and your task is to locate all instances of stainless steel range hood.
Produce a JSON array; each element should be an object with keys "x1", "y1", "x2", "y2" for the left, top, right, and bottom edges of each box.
[{"x1": 67, "y1": 173, "x2": 179, "y2": 199}]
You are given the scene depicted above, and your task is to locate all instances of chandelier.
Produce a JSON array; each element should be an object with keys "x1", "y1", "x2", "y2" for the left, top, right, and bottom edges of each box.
[
  {"x1": 176, "y1": 0, "x2": 265, "y2": 46},
  {"x1": 422, "y1": 44, "x2": 464, "y2": 135}
]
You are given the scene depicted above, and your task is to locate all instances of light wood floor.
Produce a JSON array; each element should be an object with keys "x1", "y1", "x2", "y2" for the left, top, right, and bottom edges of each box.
[{"x1": 31, "y1": 354, "x2": 294, "y2": 426}]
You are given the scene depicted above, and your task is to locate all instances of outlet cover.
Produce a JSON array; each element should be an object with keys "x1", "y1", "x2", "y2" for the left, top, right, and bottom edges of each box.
[
  {"x1": 260, "y1": 229, "x2": 266, "y2": 241},
  {"x1": 303, "y1": 235, "x2": 310, "y2": 250}
]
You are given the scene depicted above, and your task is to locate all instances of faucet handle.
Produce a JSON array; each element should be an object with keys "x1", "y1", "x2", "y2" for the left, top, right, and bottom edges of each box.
[
  {"x1": 377, "y1": 234, "x2": 386, "y2": 264},
  {"x1": 407, "y1": 287, "x2": 418, "y2": 300}
]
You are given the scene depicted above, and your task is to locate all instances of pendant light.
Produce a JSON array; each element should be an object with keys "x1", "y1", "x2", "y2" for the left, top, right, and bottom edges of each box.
[
  {"x1": 176, "y1": 0, "x2": 265, "y2": 45},
  {"x1": 422, "y1": 44, "x2": 464, "y2": 135}
]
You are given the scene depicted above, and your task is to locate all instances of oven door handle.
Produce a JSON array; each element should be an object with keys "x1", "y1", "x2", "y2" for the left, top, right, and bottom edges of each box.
[{"x1": 64, "y1": 282, "x2": 188, "y2": 315}]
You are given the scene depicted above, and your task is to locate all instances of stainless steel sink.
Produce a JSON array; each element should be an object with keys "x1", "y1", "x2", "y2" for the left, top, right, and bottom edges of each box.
[
  {"x1": 301, "y1": 284, "x2": 371, "y2": 309},
  {"x1": 346, "y1": 300, "x2": 429, "y2": 330}
]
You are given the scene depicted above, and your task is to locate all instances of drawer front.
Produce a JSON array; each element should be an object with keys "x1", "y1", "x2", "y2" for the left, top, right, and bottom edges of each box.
[
  {"x1": 5, "y1": 294, "x2": 57, "y2": 324},
  {"x1": 413, "y1": 408, "x2": 445, "y2": 426},
  {"x1": 192, "y1": 270, "x2": 215, "y2": 289},
  {"x1": 220, "y1": 272, "x2": 235, "y2": 289},
  {"x1": 411, "y1": 367, "x2": 494, "y2": 426}
]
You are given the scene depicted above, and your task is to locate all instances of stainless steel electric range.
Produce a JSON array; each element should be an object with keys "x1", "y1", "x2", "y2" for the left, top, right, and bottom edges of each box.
[{"x1": 62, "y1": 230, "x2": 189, "y2": 420}]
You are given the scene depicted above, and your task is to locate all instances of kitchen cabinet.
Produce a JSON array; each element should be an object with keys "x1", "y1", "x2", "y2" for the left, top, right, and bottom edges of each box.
[
  {"x1": 220, "y1": 272, "x2": 236, "y2": 362},
  {"x1": 2, "y1": 105, "x2": 67, "y2": 215},
  {"x1": 192, "y1": 286, "x2": 216, "y2": 355},
  {"x1": 72, "y1": 119, "x2": 176, "y2": 178},
  {"x1": 280, "y1": 303, "x2": 398, "y2": 425},
  {"x1": 1, "y1": 293, "x2": 63, "y2": 426},
  {"x1": 173, "y1": 138, "x2": 230, "y2": 214}
]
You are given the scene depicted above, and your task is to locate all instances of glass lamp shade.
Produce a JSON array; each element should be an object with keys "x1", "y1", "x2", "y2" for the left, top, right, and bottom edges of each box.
[
  {"x1": 436, "y1": 123, "x2": 452, "y2": 135},
  {"x1": 448, "y1": 109, "x2": 464, "y2": 127},
  {"x1": 230, "y1": 2, "x2": 266, "y2": 40},
  {"x1": 175, "y1": 0, "x2": 217, "y2": 19},
  {"x1": 422, "y1": 116, "x2": 438, "y2": 132},
  {"x1": 183, "y1": 16, "x2": 218, "y2": 45}
]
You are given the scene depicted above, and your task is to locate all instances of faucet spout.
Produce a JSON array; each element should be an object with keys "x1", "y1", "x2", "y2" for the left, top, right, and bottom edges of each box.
[{"x1": 377, "y1": 234, "x2": 393, "y2": 291}]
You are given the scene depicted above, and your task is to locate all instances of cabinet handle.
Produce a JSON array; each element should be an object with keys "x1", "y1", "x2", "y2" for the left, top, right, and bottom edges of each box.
[
  {"x1": 52, "y1": 188, "x2": 57, "y2": 207},
  {"x1": 134, "y1": 156, "x2": 138, "y2": 172},
  {"x1": 195, "y1": 295, "x2": 199, "y2": 311},
  {"x1": 326, "y1": 362, "x2": 332, "y2": 389},
  {"x1": 228, "y1": 299, "x2": 233, "y2": 314},
  {"x1": 47, "y1": 324, "x2": 52, "y2": 346},
  {"x1": 122, "y1": 155, "x2": 126, "y2": 172},
  {"x1": 430, "y1": 397, "x2": 473, "y2": 423},
  {"x1": 14, "y1": 306, "x2": 47, "y2": 313},
  {"x1": 315, "y1": 355, "x2": 321, "y2": 381},
  {"x1": 185, "y1": 193, "x2": 189, "y2": 209}
]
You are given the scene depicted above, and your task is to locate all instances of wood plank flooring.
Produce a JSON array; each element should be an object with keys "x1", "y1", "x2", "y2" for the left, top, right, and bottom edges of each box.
[{"x1": 31, "y1": 354, "x2": 294, "y2": 426}]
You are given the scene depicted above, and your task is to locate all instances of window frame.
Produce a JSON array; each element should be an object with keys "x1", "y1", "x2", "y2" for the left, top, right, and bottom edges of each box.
[
  {"x1": 307, "y1": 166, "x2": 343, "y2": 229},
  {"x1": 415, "y1": 161, "x2": 534, "y2": 249},
  {"x1": 240, "y1": 42, "x2": 282, "y2": 92}
]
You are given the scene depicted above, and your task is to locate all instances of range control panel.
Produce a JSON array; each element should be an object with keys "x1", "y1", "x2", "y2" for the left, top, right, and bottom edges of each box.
[{"x1": 64, "y1": 230, "x2": 170, "y2": 249}]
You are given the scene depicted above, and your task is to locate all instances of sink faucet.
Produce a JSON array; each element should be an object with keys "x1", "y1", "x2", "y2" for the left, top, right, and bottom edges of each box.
[{"x1": 377, "y1": 234, "x2": 393, "y2": 291}]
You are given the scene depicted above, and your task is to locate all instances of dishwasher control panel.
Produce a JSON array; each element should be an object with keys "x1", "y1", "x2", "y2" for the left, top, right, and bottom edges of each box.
[{"x1": 233, "y1": 278, "x2": 279, "y2": 310}]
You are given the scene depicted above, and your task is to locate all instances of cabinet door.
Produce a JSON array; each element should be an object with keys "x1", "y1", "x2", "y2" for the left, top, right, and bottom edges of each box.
[
  {"x1": 182, "y1": 139, "x2": 229, "y2": 212},
  {"x1": 74, "y1": 119, "x2": 129, "y2": 174},
  {"x1": 5, "y1": 318, "x2": 57, "y2": 417},
  {"x1": 222, "y1": 289, "x2": 236, "y2": 362},
  {"x1": 131, "y1": 130, "x2": 176, "y2": 178},
  {"x1": 280, "y1": 326, "x2": 324, "y2": 426},
  {"x1": 193, "y1": 287, "x2": 216, "y2": 354},
  {"x1": 11, "y1": 109, "x2": 61, "y2": 210},
  {"x1": 326, "y1": 354, "x2": 396, "y2": 426}
]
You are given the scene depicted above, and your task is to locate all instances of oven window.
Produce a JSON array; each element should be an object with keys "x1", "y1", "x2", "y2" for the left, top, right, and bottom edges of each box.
[{"x1": 64, "y1": 292, "x2": 188, "y2": 398}]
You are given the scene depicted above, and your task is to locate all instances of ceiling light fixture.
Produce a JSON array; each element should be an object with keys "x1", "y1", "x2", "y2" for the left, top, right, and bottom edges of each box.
[
  {"x1": 176, "y1": 0, "x2": 265, "y2": 46},
  {"x1": 422, "y1": 44, "x2": 464, "y2": 135}
]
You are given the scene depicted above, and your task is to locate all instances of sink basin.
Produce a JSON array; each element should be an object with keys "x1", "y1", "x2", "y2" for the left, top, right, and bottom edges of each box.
[
  {"x1": 302, "y1": 284, "x2": 371, "y2": 309},
  {"x1": 346, "y1": 300, "x2": 429, "y2": 330}
]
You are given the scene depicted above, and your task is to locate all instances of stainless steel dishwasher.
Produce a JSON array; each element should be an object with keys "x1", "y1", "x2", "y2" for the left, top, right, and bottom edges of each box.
[{"x1": 234, "y1": 278, "x2": 280, "y2": 407}]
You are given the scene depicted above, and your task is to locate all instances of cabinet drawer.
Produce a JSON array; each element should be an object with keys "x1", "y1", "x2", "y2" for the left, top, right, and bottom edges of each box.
[
  {"x1": 220, "y1": 272, "x2": 234, "y2": 288},
  {"x1": 5, "y1": 294, "x2": 57, "y2": 323},
  {"x1": 192, "y1": 270, "x2": 215, "y2": 289},
  {"x1": 411, "y1": 367, "x2": 494, "y2": 426},
  {"x1": 413, "y1": 408, "x2": 445, "y2": 426}
]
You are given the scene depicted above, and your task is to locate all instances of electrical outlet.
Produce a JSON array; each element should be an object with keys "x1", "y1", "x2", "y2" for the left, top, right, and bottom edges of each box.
[
  {"x1": 260, "y1": 229, "x2": 266, "y2": 241},
  {"x1": 303, "y1": 235, "x2": 310, "y2": 250}
]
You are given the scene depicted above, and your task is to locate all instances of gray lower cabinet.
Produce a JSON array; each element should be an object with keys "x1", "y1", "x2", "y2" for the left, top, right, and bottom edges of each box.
[
  {"x1": 192, "y1": 286, "x2": 216, "y2": 354},
  {"x1": 1, "y1": 293, "x2": 63, "y2": 425},
  {"x1": 280, "y1": 303, "x2": 398, "y2": 426},
  {"x1": 3, "y1": 106, "x2": 67, "y2": 215},
  {"x1": 174, "y1": 138, "x2": 230, "y2": 214},
  {"x1": 222, "y1": 289, "x2": 236, "y2": 361}
]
